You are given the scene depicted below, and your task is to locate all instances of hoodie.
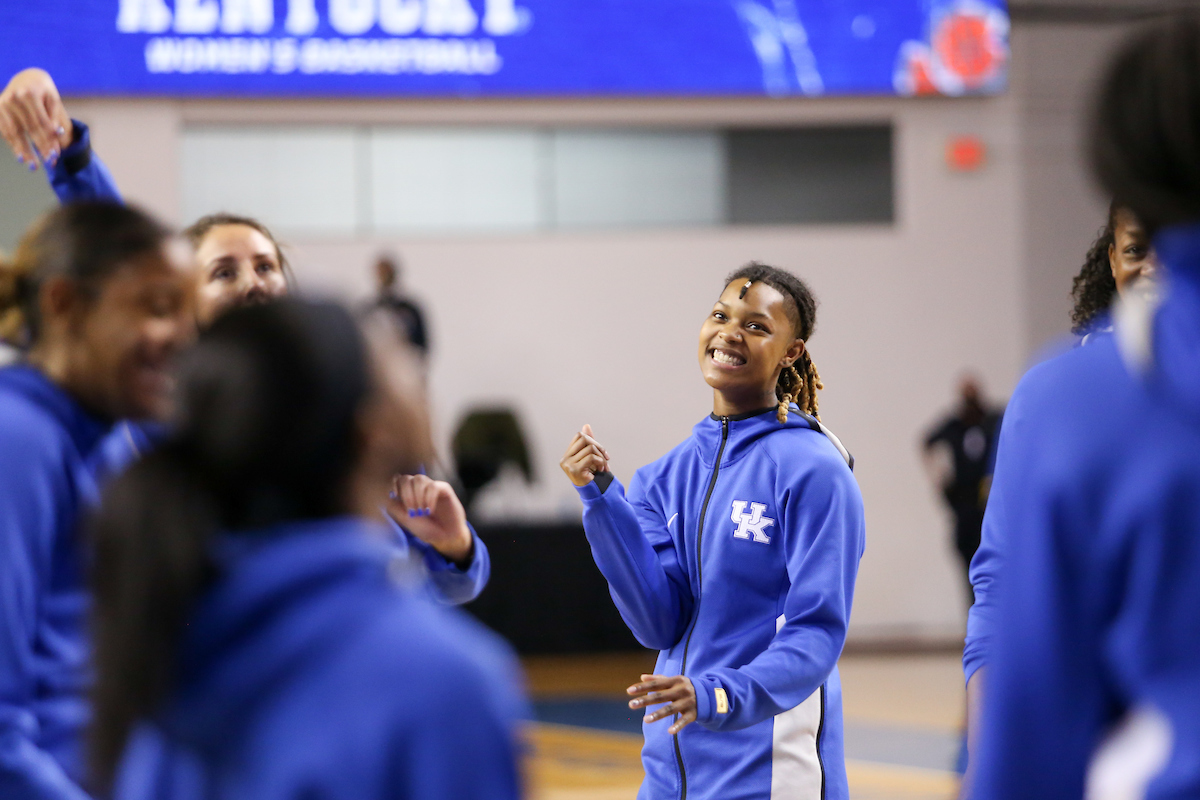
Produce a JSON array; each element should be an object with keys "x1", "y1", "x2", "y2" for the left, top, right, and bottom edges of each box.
[
  {"x1": 973, "y1": 223, "x2": 1200, "y2": 800},
  {"x1": 112, "y1": 517, "x2": 525, "y2": 800},
  {"x1": 576, "y1": 406, "x2": 864, "y2": 800},
  {"x1": 0, "y1": 366, "x2": 112, "y2": 800}
]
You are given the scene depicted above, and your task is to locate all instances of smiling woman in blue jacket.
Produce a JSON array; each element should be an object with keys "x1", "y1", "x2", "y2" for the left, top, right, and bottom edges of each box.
[
  {"x1": 0, "y1": 202, "x2": 195, "y2": 799},
  {"x1": 87, "y1": 300, "x2": 525, "y2": 800},
  {"x1": 560, "y1": 264, "x2": 864, "y2": 800}
]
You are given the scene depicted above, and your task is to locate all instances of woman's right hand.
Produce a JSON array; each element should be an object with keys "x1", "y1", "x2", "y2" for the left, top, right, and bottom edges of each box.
[
  {"x1": 0, "y1": 68, "x2": 72, "y2": 168},
  {"x1": 560, "y1": 424, "x2": 611, "y2": 487}
]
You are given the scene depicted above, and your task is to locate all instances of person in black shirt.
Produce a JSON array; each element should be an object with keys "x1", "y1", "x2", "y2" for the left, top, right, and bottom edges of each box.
[
  {"x1": 366, "y1": 254, "x2": 429, "y2": 357},
  {"x1": 923, "y1": 375, "x2": 1002, "y2": 595}
]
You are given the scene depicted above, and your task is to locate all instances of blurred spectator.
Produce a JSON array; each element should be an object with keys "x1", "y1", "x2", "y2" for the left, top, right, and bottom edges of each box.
[
  {"x1": 923, "y1": 375, "x2": 1003, "y2": 595},
  {"x1": 365, "y1": 253, "x2": 429, "y2": 356}
]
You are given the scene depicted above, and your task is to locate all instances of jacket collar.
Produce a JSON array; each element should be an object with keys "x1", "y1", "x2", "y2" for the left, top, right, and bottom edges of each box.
[{"x1": 692, "y1": 406, "x2": 789, "y2": 468}]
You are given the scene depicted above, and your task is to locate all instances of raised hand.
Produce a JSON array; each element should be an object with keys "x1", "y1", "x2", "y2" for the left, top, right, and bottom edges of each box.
[
  {"x1": 0, "y1": 69, "x2": 73, "y2": 169},
  {"x1": 559, "y1": 423, "x2": 610, "y2": 487},
  {"x1": 386, "y1": 474, "x2": 473, "y2": 566},
  {"x1": 627, "y1": 674, "x2": 698, "y2": 735}
]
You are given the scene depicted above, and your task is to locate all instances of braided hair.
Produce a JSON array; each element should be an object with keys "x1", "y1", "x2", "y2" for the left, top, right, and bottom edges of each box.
[
  {"x1": 1070, "y1": 201, "x2": 1121, "y2": 336},
  {"x1": 725, "y1": 263, "x2": 822, "y2": 422}
]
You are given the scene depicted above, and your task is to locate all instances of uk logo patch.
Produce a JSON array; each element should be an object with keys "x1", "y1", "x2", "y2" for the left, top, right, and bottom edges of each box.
[{"x1": 731, "y1": 501, "x2": 774, "y2": 544}]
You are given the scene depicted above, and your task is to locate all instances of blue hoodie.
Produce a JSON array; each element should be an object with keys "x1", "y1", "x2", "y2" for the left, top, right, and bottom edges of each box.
[
  {"x1": 576, "y1": 407, "x2": 864, "y2": 800},
  {"x1": 972, "y1": 223, "x2": 1200, "y2": 800},
  {"x1": 111, "y1": 517, "x2": 526, "y2": 800},
  {"x1": 0, "y1": 366, "x2": 112, "y2": 800}
]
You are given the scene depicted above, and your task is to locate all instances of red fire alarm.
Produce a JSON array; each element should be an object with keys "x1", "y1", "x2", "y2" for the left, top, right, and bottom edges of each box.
[{"x1": 947, "y1": 135, "x2": 986, "y2": 172}]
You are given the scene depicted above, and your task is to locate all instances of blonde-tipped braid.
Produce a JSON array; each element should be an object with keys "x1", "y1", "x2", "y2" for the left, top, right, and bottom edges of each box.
[{"x1": 776, "y1": 350, "x2": 823, "y2": 422}]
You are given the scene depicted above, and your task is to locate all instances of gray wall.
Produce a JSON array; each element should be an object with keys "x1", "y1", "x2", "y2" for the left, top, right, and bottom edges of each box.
[{"x1": 0, "y1": 152, "x2": 56, "y2": 254}]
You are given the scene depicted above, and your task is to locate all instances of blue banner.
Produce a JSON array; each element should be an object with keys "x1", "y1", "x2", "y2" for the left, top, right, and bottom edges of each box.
[{"x1": 0, "y1": 1, "x2": 1008, "y2": 97}]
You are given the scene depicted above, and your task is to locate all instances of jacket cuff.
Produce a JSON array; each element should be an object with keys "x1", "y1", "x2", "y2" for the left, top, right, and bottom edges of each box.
[
  {"x1": 691, "y1": 675, "x2": 719, "y2": 725},
  {"x1": 59, "y1": 119, "x2": 92, "y2": 175},
  {"x1": 425, "y1": 524, "x2": 480, "y2": 574},
  {"x1": 575, "y1": 481, "x2": 603, "y2": 501}
]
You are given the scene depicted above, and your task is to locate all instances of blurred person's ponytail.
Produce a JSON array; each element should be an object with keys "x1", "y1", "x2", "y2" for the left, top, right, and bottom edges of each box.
[
  {"x1": 0, "y1": 203, "x2": 170, "y2": 349},
  {"x1": 1092, "y1": 12, "x2": 1200, "y2": 233},
  {"x1": 0, "y1": 247, "x2": 31, "y2": 345},
  {"x1": 88, "y1": 300, "x2": 370, "y2": 790}
]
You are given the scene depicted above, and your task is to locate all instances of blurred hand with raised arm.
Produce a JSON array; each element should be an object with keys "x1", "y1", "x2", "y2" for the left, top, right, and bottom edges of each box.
[{"x1": 0, "y1": 68, "x2": 72, "y2": 168}]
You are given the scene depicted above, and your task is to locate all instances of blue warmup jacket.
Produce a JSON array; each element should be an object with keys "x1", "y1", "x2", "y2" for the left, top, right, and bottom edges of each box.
[
  {"x1": 0, "y1": 366, "x2": 113, "y2": 800},
  {"x1": 577, "y1": 407, "x2": 864, "y2": 800},
  {"x1": 111, "y1": 517, "x2": 526, "y2": 800},
  {"x1": 973, "y1": 223, "x2": 1200, "y2": 800}
]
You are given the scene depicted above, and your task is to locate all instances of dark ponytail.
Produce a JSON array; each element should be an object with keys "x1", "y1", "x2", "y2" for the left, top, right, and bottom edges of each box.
[
  {"x1": 88, "y1": 299, "x2": 370, "y2": 791},
  {"x1": 724, "y1": 263, "x2": 823, "y2": 420}
]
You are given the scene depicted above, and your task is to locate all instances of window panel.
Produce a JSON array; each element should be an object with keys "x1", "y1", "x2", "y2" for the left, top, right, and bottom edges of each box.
[
  {"x1": 552, "y1": 130, "x2": 724, "y2": 229},
  {"x1": 369, "y1": 128, "x2": 544, "y2": 233},
  {"x1": 181, "y1": 126, "x2": 359, "y2": 233}
]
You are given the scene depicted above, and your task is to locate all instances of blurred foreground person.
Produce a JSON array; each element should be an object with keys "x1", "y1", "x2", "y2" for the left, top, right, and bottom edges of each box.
[
  {"x1": 561, "y1": 264, "x2": 863, "y2": 800},
  {"x1": 972, "y1": 15, "x2": 1200, "y2": 800},
  {"x1": 0, "y1": 203, "x2": 194, "y2": 799},
  {"x1": 89, "y1": 300, "x2": 525, "y2": 800},
  {"x1": 962, "y1": 201, "x2": 1158, "y2": 768},
  {"x1": 922, "y1": 375, "x2": 1002, "y2": 596}
]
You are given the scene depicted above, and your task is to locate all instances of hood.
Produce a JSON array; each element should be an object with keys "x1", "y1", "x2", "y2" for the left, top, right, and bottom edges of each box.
[
  {"x1": 1144, "y1": 223, "x2": 1200, "y2": 415},
  {"x1": 162, "y1": 517, "x2": 400, "y2": 754},
  {"x1": 691, "y1": 405, "x2": 853, "y2": 470}
]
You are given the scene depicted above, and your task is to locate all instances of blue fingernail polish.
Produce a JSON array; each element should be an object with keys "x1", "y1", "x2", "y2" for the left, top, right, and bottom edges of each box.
[
  {"x1": 16, "y1": 155, "x2": 23, "y2": 164},
  {"x1": 28, "y1": 162, "x2": 35, "y2": 171},
  {"x1": 56, "y1": 126, "x2": 65, "y2": 135},
  {"x1": 408, "y1": 510, "x2": 415, "y2": 517},
  {"x1": 389, "y1": 491, "x2": 397, "y2": 500}
]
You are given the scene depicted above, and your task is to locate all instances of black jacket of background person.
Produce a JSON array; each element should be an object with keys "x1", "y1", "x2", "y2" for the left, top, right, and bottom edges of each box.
[
  {"x1": 925, "y1": 405, "x2": 1003, "y2": 561},
  {"x1": 367, "y1": 293, "x2": 429, "y2": 355}
]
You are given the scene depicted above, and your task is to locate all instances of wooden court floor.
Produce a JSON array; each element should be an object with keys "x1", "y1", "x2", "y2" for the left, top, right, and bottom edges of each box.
[{"x1": 523, "y1": 651, "x2": 964, "y2": 800}]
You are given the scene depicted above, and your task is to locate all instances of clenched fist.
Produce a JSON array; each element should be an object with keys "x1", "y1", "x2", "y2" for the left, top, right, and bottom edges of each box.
[{"x1": 560, "y1": 424, "x2": 610, "y2": 487}]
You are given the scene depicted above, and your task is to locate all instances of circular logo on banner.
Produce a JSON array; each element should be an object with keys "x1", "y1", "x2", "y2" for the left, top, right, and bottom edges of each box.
[{"x1": 894, "y1": 1, "x2": 1009, "y2": 97}]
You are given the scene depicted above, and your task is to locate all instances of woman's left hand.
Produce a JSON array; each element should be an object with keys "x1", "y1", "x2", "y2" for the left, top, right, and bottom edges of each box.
[
  {"x1": 386, "y1": 474, "x2": 474, "y2": 566},
  {"x1": 628, "y1": 674, "x2": 697, "y2": 734}
]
